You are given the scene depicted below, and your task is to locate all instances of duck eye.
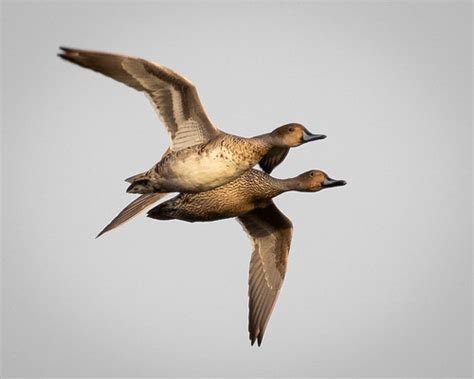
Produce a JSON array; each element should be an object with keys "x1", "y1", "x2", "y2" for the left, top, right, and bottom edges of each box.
[
  {"x1": 288, "y1": 127, "x2": 295, "y2": 132},
  {"x1": 309, "y1": 172, "x2": 314, "y2": 177}
]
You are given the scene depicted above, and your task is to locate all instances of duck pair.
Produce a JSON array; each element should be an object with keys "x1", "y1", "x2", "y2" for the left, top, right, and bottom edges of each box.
[{"x1": 59, "y1": 47, "x2": 346, "y2": 346}]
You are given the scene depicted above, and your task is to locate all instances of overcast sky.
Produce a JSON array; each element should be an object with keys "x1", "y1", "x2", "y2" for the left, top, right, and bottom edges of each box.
[{"x1": 2, "y1": 1, "x2": 472, "y2": 377}]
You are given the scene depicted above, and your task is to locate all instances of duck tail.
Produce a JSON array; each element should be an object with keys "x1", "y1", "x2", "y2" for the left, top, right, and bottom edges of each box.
[
  {"x1": 96, "y1": 193, "x2": 167, "y2": 238},
  {"x1": 125, "y1": 171, "x2": 148, "y2": 183},
  {"x1": 125, "y1": 171, "x2": 158, "y2": 194}
]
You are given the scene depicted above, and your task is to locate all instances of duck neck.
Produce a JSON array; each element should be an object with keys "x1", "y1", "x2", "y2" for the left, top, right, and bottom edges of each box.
[
  {"x1": 273, "y1": 176, "x2": 304, "y2": 193},
  {"x1": 249, "y1": 133, "x2": 277, "y2": 153}
]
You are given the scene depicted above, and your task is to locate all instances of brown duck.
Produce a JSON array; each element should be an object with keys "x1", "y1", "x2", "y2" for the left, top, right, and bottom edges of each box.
[
  {"x1": 58, "y1": 47, "x2": 326, "y2": 196},
  {"x1": 101, "y1": 168, "x2": 346, "y2": 346}
]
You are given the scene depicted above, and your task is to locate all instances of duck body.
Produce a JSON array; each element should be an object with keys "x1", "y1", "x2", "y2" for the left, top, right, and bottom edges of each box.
[
  {"x1": 128, "y1": 134, "x2": 273, "y2": 193},
  {"x1": 147, "y1": 169, "x2": 286, "y2": 221}
]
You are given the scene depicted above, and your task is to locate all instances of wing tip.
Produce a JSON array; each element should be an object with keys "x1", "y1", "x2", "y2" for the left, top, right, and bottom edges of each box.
[
  {"x1": 249, "y1": 329, "x2": 264, "y2": 347},
  {"x1": 58, "y1": 46, "x2": 76, "y2": 56},
  {"x1": 57, "y1": 47, "x2": 87, "y2": 64},
  {"x1": 96, "y1": 224, "x2": 111, "y2": 238},
  {"x1": 57, "y1": 48, "x2": 79, "y2": 64},
  {"x1": 95, "y1": 223, "x2": 118, "y2": 240}
]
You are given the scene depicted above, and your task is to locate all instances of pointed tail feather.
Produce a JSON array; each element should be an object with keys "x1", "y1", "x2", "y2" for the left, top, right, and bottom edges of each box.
[
  {"x1": 96, "y1": 193, "x2": 167, "y2": 238},
  {"x1": 125, "y1": 171, "x2": 149, "y2": 183}
]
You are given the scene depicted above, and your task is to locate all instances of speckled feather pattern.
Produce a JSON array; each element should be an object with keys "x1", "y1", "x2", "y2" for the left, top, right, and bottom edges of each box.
[
  {"x1": 148, "y1": 169, "x2": 286, "y2": 221},
  {"x1": 142, "y1": 134, "x2": 274, "y2": 192},
  {"x1": 58, "y1": 47, "x2": 339, "y2": 347}
]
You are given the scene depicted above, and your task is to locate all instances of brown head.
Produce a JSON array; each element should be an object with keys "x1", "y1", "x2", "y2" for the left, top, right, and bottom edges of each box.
[
  {"x1": 292, "y1": 170, "x2": 346, "y2": 192},
  {"x1": 270, "y1": 123, "x2": 326, "y2": 147}
]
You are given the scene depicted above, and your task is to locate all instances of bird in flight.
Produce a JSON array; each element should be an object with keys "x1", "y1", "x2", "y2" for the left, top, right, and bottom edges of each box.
[
  {"x1": 110, "y1": 168, "x2": 346, "y2": 345},
  {"x1": 58, "y1": 47, "x2": 326, "y2": 197},
  {"x1": 58, "y1": 47, "x2": 344, "y2": 346}
]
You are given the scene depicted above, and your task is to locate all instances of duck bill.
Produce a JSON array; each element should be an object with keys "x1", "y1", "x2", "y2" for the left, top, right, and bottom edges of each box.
[
  {"x1": 322, "y1": 177, "x2": 347, "y2": 188},
  {"x1": 302, "y1": 129, "x2": 326, "y2": 143}
]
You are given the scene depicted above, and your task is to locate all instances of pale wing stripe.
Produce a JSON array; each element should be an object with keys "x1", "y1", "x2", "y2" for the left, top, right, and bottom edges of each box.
[
  {"x1": 252, "y1": 242, "x2": 275, "y2": 332},
  {"x1": 170, "y1": 87, "x2": 186, "y2": 124},
  {"x1": 237, "y1": 203, "x2": 293, "y2": 346},
  {"x1": 122, "y1": 59, "x2": 204, "y2": 151},
  {"x1": 122, "y1": 59, "x2": 211, "y2": 151},
  {"x1": 59, "y1": 48, "x2": 220, "y2": 151}
]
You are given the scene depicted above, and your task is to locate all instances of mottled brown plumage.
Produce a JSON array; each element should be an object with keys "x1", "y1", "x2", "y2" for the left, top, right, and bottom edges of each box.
[
  {"x1": 58, "y1": 47, "x2": 326, "y2": 194},
  {"x1": 145, "y1": 169, "x2": 346, "y2": 346},
  {"x1": 148, "y1": 169, "x2": 285, "y2": 221},
  {"x1": 58, "y1": 47, "x2": 342, "y2": 346},
  {"x1": 97, "y1": 168, "x2": 345, "y2": 345},
  {"x1": 147, "y1": 169, "x2": 345, "y2": 222}
]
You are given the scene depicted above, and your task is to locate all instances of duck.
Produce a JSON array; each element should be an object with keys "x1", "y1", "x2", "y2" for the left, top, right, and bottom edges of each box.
[
  {"x1": 147, "y1": 169, "x2": 346, "y2": 222},
  {"x1": 101, "y1": 168, "x2": 346, "y2": 345},
  {"x1": 58, "y1": 47, "x2": 326, "y2": 195}
]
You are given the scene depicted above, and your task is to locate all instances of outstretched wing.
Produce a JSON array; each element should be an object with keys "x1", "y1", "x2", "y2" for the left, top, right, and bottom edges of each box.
[
  {"x1": 237, "y1": 202, "x2": 293, "y2": 346},
  {"x1": 59, "y1": 47, "x2": 221, "y2": 151},
  {"x1": 97, "y1": 193, "x2": 167, "y2": 238}
]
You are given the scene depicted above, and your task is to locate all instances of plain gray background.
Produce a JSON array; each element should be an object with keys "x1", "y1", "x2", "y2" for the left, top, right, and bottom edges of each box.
[{"x1": 1, "y1": 1, "x2": 472, "y2": 377}]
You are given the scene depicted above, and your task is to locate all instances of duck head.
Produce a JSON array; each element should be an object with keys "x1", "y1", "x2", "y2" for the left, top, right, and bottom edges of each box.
[
  {"x1": 294, "y1": 170, "x2": 346, "y2": 192},
  {"x1": 271, "y1": 123, "x2": 326, "y2": 147}
]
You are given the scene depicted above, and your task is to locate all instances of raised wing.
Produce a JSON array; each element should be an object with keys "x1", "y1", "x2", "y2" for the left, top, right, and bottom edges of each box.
[
  {"x1": 58, "y1": 47, "x2": 221, "y2": 151},
  {"x1": 237, "y1": 202, "x2": 293, "y2": 346}
]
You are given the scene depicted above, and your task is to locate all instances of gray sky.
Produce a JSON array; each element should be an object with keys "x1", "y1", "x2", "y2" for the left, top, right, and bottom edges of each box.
[{"x1": 2, "y1": 1, "x2": 472, "y2": 377}]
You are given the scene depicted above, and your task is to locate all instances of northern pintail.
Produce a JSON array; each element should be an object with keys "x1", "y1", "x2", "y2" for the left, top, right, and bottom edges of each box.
[
  {"x1": 58, "y1": 47, "x2": 326, "y2": 195},
  {"x1": 100, "y1": 168, "x2": 346, "y2": 345}
]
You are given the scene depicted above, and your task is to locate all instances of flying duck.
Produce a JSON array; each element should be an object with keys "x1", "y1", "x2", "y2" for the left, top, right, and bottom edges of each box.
[
  {"x1": 100, "y1": 168, "x2": 346, "y2": 345},
  {"x1": 58, "y1": 47, "x2": 326, "y2": 195}
]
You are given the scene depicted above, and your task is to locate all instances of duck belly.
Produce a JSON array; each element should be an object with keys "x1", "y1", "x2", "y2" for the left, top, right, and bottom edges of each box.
[{"x1": 162, "y1": 154, "x2": 247, "y2": 192}]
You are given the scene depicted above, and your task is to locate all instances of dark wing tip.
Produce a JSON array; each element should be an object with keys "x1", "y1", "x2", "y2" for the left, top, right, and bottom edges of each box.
[
  {"x1": 95, "y1": 226, "x2": 109, "y2": 239},
  {"x1": 96, "y1": 219, "x2": 117, "y2": 238},
  {"x1": 57, "y1": 53, "x2": 72, "y2": 62},
  {"x1": 57, "y1": 47, "x2": 92, "y2": 66},
  {"x1": 249, "y1": 328, "x2": 264, "y2": 347},
  {"x1": 59, "y1": 46, "x2": 83, "y2": 54},
  {"x1": 58, "y1": 46, "x2": 76, "y2": 56},
  {"x1": 57, "y1": 47, "x2": 80, "y2": 64}
]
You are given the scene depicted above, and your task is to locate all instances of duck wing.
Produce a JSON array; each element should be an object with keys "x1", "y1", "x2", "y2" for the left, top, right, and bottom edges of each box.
[
  {"x1": 258, "y1": 147, "x2": 290, "y2": 173},
  {"x1": 97, "y1": 147, "x2": 172, "y2": 237},
  {"x1": 58, "y1": 47, "x2": 221, "y2": 151},
  {"x1": 237, "y1": 202, "x2": 293, "y2": 346},
  {"x1": 96, "y1": 193, "x2": 167, "y2": 238}
]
